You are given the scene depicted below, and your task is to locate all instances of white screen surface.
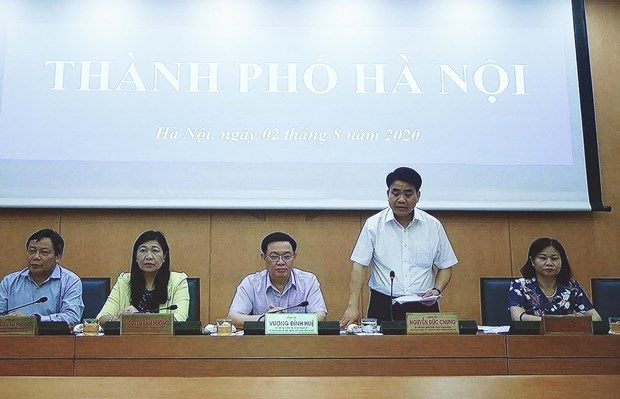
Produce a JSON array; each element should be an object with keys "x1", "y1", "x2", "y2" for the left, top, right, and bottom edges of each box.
[{"x1": 0, "y1": 0, "x2": 604, "y2": 210}]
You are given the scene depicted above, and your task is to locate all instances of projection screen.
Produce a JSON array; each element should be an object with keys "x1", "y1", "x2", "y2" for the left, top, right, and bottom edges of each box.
[{"x1": 0, "y1": 0, "x2": 607, "y2": 211}]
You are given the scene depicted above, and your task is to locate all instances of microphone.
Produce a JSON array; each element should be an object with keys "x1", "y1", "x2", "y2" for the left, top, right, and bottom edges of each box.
[
  {"x1": 141, "y1": 304, "x2": 178, "y2": 313},
  {"x1": 258, "y1": 300, "x2": 310, "y2": 321},
  {"x1": 0, "y1": 296, "x2": 48, "y2": 316},
  {"x1": 389, "y1": 271, "x2": 395, "y2": 321}
]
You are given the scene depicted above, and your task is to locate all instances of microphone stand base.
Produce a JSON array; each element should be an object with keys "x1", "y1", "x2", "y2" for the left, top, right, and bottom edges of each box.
[
  {"x1": 381, "y1": 320, "x2": 405, "y2": 335},
  {"x1": 37, "y1": 321, "x2": 71, "y2": 335}
]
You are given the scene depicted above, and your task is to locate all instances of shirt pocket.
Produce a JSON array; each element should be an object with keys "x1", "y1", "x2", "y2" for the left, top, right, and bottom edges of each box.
[{"x1": 413, "y1": 241, "x2": 434, "y2": 267}]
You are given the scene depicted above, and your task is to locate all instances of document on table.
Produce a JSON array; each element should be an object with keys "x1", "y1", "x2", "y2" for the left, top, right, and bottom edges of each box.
[
  {"x1": 477, "y1": 325, "x2": 511, "y2": 334},
  {"x1": 392, "y1": 294, "x2": 442, "y2": 304}
]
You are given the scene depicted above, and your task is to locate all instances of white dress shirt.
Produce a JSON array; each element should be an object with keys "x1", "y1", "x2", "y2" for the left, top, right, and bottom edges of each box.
[{"x1": 350, "y1": 207, "x2": 458, "y2": 296}]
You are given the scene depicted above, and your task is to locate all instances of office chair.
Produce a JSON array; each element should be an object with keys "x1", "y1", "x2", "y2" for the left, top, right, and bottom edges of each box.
[
  {"x1": 81, "y1": 277, "x2": 111, "y2": 319},
  {"x1": 480, "y1": 277, "x2": 513, "y2": 326},
  {"x1": 591, "y1": 278, "x2": 620, "y2": 324},
  {"x1": 187, "y1": 277, "x2": 201, "y2": 322}
]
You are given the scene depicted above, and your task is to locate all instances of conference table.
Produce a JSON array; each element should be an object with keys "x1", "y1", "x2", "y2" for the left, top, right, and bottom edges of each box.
[
  {"x1": 73, "y1": 334, "x2": 506, "y2": 376},
  {"x1": 506, "y1": 334, "x2": 620, "y2": 375},
  {"x1": 1, "y1": 333, "x2": 619, "y2": 377},
  {"x1": 0, "y1": 336, "x2": 74, "y2": 376}
]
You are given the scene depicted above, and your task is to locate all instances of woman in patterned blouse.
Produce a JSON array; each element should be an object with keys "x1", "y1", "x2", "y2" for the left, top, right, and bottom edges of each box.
[{"x1": 509, "y1": 237, "x2": 601, "y2": 322}]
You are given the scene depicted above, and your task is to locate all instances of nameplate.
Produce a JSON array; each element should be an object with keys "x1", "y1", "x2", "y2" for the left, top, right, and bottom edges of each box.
[
  {"x1": 120, "y1": 313, "x2": 174, "y2": 335},
  {"x1": 542, "y1": 315, "x2": 592, "y2": 334},
  {"x1": 0, "y1": 316, "x2": 37, "y2": 335},
  {"x1": 264, "y1": 313, "x2": 318, "y2": 335},
  {"x1": 406, "y1": 312, "x2": 459, "y2": 335}
]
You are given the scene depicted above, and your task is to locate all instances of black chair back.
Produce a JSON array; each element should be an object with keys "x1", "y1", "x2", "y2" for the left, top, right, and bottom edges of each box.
[
  {"x1": 591, "y1": 278, "x2": 620, "y2": 325},
  {"x1": 480, "y1": 277, "x2": 513, "y2": 326},
  {"x1": 187, "y1": 277, "x2": 200, "y2": 322},
  {"x1": 81, "y1": 277, "x2": 111, "y2": 319}
]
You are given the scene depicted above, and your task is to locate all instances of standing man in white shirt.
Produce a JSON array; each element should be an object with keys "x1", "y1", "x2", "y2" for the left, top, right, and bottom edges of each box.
[{"x1": 339, "y1": 167, "x2": 458, "y2": 327}]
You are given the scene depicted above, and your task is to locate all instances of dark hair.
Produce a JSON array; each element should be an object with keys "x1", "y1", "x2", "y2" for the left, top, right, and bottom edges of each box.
[
  {"x1": 261, "y1": 231, "x2": 297, "y2": 253},
  {"x1": 386, "y1": 167, "x2": 422, "y2": 191},
  {"x1": 25, "y1": 228, "x2": 64, "y2": 256},
  {"x1": 130, "y1": 230, "x2": 171, "y2": 308},
  {"x1": 520, "y1": 237, "x2": 573, "y2": 284}
]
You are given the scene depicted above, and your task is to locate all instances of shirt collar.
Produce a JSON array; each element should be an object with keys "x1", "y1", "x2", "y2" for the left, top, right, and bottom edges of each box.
[
  {"x1": 385, "y1": 207, "x2": 420, "y2": 227},
  {"x1": 265, "y1": 268, "x2": 297, "y2": 294},
  {"x1": 20, "y1": 264, "x2": 60, "y2": 285}
]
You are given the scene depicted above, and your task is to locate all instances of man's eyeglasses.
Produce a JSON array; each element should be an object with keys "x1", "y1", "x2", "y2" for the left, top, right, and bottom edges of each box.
[{"x1": 266, "y1": 253, "x2": 295, "y2": 262}]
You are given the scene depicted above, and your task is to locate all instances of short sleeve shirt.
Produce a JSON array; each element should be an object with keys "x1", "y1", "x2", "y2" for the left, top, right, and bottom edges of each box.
[
  {"x1": 350, "y1": 207, "x2": 458, "y2": 296},
  {"x1": 229, "y1": 268, "x2": 328, "y2": 316},
  {"x1": 509, "y1": 277, "x2": 595, "y2": 316}
]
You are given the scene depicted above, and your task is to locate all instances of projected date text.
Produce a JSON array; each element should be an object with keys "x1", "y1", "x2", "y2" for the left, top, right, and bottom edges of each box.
[{"x1": 154, "y1": 126, "x2": 421, "y2": 144}]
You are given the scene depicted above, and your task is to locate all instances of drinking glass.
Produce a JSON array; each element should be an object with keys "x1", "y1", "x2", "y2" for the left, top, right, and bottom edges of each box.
[
  {"x1": 609, "y1": 317, "x2": 620, "y2": 335},
  {"x1": 83, "y1": 318, "x2": 100, "y2": 336},
  {"x1": 216, "y1": 318, "x2": 233, "y2": 336},
  {"x1": 360, "y1": 318, "x2": 378, "y2": 333}
]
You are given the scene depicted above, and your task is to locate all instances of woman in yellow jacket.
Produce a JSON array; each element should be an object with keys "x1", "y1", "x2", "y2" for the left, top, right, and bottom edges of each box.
[{"x1": 97, "y1": 230, "x2": 189, "y2": 324}]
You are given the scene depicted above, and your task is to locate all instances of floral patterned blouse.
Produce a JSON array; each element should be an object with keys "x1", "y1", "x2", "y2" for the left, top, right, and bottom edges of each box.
[{"x1": 509, "y1": 277, "x2": 595, "y2": 317}]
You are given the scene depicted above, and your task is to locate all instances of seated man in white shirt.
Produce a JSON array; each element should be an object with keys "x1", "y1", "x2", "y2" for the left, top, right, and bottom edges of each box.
[{"x1": 228, "y1": 231, "x2": 328, "y2": 329}]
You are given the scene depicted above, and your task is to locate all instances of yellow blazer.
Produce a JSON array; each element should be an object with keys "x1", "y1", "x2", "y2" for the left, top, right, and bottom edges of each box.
[{"x1": 96, "y1": 271, "x2": 189, "y2": 321}]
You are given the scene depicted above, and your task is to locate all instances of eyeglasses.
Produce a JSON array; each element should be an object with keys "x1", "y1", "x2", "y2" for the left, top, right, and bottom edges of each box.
[
  {"x1": 27, "y1": 248, "x2": 53, "y2": 257},
  {"x1": 266, "y1": 253, "x2": 295, "y2": 262}
]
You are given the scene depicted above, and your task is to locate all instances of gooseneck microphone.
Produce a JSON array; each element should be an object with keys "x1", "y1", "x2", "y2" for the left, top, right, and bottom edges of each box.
[
  {"x1": 389, "y1": 271, "x2": 395, "y2": 321},
  {"x1": 258, "y1": 300, "x2": 310, "y2": 321},
  {"x1": 142, "y1": 304, "x2": 178, "y2": 313},
  {"x1": 275, "y1": 300, "x2": 309, "y2": 312},
  {"x1": 0, "y1": 296, "x2": 48, "y2": 316}
]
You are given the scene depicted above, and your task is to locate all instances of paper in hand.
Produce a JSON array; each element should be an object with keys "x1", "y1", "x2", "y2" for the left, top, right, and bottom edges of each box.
[{"x1": 392, "y1": 294, "x2": 442, "y2": 305}]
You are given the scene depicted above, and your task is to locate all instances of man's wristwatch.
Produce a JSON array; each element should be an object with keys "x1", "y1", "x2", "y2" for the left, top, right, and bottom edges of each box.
[{"x1": 431, "y1": 287, "x2": 442, "y2": 295}]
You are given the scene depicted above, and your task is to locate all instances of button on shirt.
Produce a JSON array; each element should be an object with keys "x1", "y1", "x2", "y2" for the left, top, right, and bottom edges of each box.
[
  {"x1": 350, "y1": 207, "x2": 458, "y2": 297},
  {"x1": 0, "y1": 265, "x2": 84, "y2": 324},
  {"x1": 229, "y1": 268, "x2": 328, "y2": 316}
]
